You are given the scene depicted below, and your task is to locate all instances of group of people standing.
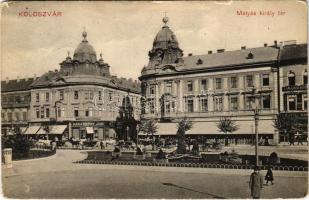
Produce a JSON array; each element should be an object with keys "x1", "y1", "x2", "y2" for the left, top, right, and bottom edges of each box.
[{"x1": 249, "y1": 166, "x2": 274, "y2": 199}]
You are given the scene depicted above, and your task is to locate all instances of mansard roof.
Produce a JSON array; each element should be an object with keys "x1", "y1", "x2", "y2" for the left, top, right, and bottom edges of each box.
[
  {"x1": 1, "y1": 78, "x2": 36, "y2": 93},
  {"x1": 279, "y1": 43, "x2": 307, "y2": 62}
]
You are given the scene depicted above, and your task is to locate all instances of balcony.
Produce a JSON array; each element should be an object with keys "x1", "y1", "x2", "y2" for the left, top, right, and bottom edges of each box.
[{"x1": 282, "y1": 85, "x2": 307, "y2": 92}]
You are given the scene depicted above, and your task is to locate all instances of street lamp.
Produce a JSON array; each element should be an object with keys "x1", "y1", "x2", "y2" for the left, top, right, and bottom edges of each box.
[{"x1": 250, "y1": 86, "x2": 261, "y2": 166}]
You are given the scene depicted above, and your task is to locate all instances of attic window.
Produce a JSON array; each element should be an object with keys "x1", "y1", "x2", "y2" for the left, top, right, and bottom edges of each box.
[
  {"x1": 196, "y1": 58, "x2": 203, "y2": 65},
  {"x1": 246, "y1": 52, "x2": 254, "y2": 59}
]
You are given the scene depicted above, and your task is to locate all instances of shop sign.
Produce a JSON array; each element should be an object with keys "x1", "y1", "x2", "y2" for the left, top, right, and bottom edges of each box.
[{"x1": 72, "y1": 122, "x2": 95, "y2": 127}]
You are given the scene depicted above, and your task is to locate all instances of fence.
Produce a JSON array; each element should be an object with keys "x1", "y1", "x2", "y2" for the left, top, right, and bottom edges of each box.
[{"x1": 74, "y1": 159, "x2": 308, "y2": 172}]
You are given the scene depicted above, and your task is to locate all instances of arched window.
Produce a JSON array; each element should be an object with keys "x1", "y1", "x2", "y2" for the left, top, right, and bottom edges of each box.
[
  {"x1": 303, "y1": 70, "x2": 308, "y2": 85},
  {"x1": 288, "y1": 71, "x2": 295, "y2": 86}
]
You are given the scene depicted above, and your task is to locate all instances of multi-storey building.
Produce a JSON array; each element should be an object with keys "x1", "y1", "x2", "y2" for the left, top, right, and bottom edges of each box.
[
  {"x1": 1, "y1": 78, "x2": 36, "y2": 135},
  {"x1": 139, "y1": 17, "x2": 307, "y2": 144},
  {"x1": 1, "y1": 31, "x2": 141, "y2": 140},
  {"x1": 278, "y1": 42, "x2": 307, "y2": 142}
]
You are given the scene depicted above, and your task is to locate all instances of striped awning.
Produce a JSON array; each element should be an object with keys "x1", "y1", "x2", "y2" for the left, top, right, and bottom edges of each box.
[
  {"x1": 24, "y1": 126, "x2": 40, "y2": 135},
  {"x1": 36, "y1": 127, "x2": 47, "y2": 135},
  {"x1": 49, "y1": 125, "x2": 67, "y2": 135}
]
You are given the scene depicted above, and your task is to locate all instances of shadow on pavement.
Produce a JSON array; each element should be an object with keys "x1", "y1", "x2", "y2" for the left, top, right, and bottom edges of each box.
[{"x1": 162, "y1": 182, "x2": 225, "y2": 199}]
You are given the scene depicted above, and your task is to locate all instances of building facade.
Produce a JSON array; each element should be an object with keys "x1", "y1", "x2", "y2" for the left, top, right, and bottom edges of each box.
[
  {"x1": 1, "y1": 31, "x2": 141, "y2": 141},
  {"x1": 278, "y1": 42, "x2": 308, "y2": 142},
  {"x1": 139, "y1": 17, "x2": 308, "y2": 144}
]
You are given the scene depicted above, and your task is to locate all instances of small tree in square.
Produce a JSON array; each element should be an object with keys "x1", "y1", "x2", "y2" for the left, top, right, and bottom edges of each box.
[
  {"x1": 217, "y1": 116, "x2": 239, "y2": 146},
  {"x1": 139, "y1": 119, "x2": 158, "y2": 150},
  {"x1": 176, "y1": 117, "x2": 193, "y2": 154}
]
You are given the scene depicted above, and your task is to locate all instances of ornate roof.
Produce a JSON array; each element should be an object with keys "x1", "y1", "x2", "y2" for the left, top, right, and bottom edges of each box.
[{"x1": 73, "y1": 31, "x2": 97, "y2": 63}]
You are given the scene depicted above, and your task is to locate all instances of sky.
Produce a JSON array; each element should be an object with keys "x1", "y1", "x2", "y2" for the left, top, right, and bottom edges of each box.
[{"x1": 1, "y1": 1, "x2": 307, "y2": 81}]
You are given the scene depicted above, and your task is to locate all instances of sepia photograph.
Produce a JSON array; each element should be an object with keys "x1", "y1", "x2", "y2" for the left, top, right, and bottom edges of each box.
[{"x1": 1, "y1": 1, "x2": 308, "y2": 199}]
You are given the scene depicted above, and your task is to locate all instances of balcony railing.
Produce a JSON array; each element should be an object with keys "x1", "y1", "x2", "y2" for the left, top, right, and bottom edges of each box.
[{"x1": 282, "y1": 85, "x2": 307, "y2": 92}]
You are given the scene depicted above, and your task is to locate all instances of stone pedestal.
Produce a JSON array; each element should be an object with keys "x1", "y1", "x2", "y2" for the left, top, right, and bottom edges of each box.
[{"x1": 3, "y1": 148, "x2": 12, "y2": 168}]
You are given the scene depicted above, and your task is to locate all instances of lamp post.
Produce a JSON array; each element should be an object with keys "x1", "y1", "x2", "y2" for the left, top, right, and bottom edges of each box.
[{"x1": 250, "y1": 86, "x2": 261, "y2": 166}]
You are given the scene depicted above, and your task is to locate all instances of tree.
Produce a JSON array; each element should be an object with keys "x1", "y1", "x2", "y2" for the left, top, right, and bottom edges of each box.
[
  {"x1": 176, "y1": 117, "x2": 193, "y2": 154},
  {"x1": 139, "y1": 119, "x2": 158, "y2": 150},
  {"x1": 216, "y1": 116, "x2": 239, "y2": 146}
]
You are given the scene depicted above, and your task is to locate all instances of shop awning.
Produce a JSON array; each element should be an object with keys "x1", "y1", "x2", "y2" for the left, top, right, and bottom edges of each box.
[
  {"x1": 36, "y1": 127, "x2": 48, "y2": 135},
  {"x1": 20, "y1": 127, "x2": 28, "y2": 134},
  {"x1": 23, "y1": 126, "x2": 40, "y2": 135},
  {"x1": 86, "y1": 127, "x2": 94, "y2": 134},
  {"x1": 49, "y1": 125, "x2": 67, "y2": 135},
  {"x1": 157, "y1": 123, "x2": 178, "y2": 135}
]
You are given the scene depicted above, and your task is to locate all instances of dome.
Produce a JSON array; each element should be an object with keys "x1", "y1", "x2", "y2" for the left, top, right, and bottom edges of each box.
[
  {"x1": 73, "y1": 31, "x2": 97, "y2": 63},
  {"x1": 152, "y1": 20, "x2": 179, "y2": 50}
]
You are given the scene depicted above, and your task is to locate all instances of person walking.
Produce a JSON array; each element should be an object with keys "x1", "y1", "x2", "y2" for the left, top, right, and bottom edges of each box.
[
  {"x1": 265, "y1": 166, "x2": 274, "y2": 185},
  {"x1": 100, "y1": 140, "x2": 104, "y2": 150},
  {"x1": 249, "y1": 166, "x2": 264, "y2": 199}
]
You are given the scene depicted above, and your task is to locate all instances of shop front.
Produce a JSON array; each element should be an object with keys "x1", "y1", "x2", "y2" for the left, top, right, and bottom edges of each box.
[{"x1": 71, "y1": 122, "x2": 116, "y2": 141}]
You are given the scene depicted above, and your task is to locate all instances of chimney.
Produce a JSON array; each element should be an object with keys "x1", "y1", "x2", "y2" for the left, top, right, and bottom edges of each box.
[
  {"x1": 188, "y1": 53, "x2": 193, "y2": 56},
  {"x1": 17, "y1": 76, "x2": 20, "y2": 82},
  {"x1": 208, "y1": 50, "x2": 212, "y2": 54},
  {"x1": 274, "y1": 40, "x2": 278, "y2": 47},
  {"x1": 5, "y1": 77, "x2": 9, "y2": 83},
  {"x1": 264, "y1": 43, "x2": 268, "y2": 47},
  {"x1": 241, "y1": 46, "x2": 246, "y2": 50},
  {"x1": 217, "y1": 49, "x2": 225, "y2": 53}
]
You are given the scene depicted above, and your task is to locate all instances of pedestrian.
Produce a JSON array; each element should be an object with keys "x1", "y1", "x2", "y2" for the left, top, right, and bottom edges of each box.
[
  {"x1": 289, "y1": 135, "x2": 294, "y2": 146},
  {"x1": 265, "y1": 166, "x2": 274, "y2": 185},
  {"x1": 249, "y1": 166, "x2": 264, "y2": 199},
  {"x1": 100, "y1": 140, "x2": 104, "y2": 150}
]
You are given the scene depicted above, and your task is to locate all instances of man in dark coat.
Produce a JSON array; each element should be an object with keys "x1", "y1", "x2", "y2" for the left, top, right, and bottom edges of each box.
[{"x1": 249, "y1": 166, "x2": 264, "y2": 199}]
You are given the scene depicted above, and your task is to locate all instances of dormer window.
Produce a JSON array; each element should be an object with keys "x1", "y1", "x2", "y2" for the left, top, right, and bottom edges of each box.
[
  {"x1": 196, "y1": 58, "x2": 203, "y2": 65},
  {"x1": 288, "y1": 71, "x2": 295, "y2": 86},
  {"x1": 246, "y1": 52, "x2": 254, "y2": 59}
]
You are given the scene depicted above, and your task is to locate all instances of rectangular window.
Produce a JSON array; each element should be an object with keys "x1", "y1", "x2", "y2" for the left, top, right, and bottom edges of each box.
[
  {"x1": 149, "y1": 100, "x2": 155, "y2": 114},
  {"x1": 36, "y1": 93, "x2": 40, "y2": 102},
  {"x1": 201, "y1": 98, "x2": 208, "y2": 112},
  {"x1": 109, "y1": 92, "x2": 112, "y2": 101},
  {"x1": 187, "y1": 99, "x2": 194, "y2": 112},
  {"x1": 288, "y1": 96, "x2": 296, "y2": 111},
  {"x1": 230, "y1": 96, "x2": 238, "y2": 111},
  {"x1": 74, "y1": 109, "x2": 79, "y2": 117},
  {"x1": 2, "y1": 113, "x2": 5, "y2": 121},
  {"x1": 36, "y1": 109, "x2": 40, "y2": 118},
  {"x1": 57, "y1": 108, "x2": 61, "y2": 118},
  {"x1": 262, "y1": 74, "x2": 270, "y2": 86},
  {"x1": 215, "y1": 78, "x2": 222, "y2": 90},
  {"x1": 187, "y1": 81, "x2": 193, "y2": 92},
  {"x1": 15, "y1": 96, "x2": 21, "y2": 103},
  {"x1": 15, "y1": 112, "x2": 20, "y2": 121},
  {"x1": 166, "y1": 102, "x2": 171, "y2": 113},
  {"x1": 61, "y1": 108, "x2": 65, "y2": 117},
  {"x1": 98, "y1": 91, "x2": 102, "y2": 100},
  {"x1": 150, "y1": 86, "x2": 155, "y2": 95},
  {"x1": 90, "y1": 92, "x2": 94, "y2": 100},
  {"x1": 262, "y1": 95, "x2": 271, "y2": 109},
  {"x1": 297, "y1": 94, "x2": 303, "y2": 110},
  {"x1": 59, "y1": 90, "x2": 64, "y2": 100},
  {"x1": 245, "y1": 96, "x2": 252, "y2": 110},
  {"x1": 40, "y1": 108, "x2": 44, "y2": 118},
  {"x1": 246, "y1": 75, "x2": 253, "y2": 87},
  {"x1": 214, "y1": 96, "x2": 223, "y2": 111},
  {"x1": 303, "y1": 95, "x2": 308, "y2": 110},
  {"x1": 74, "y1": 91, "x2": 79, "y2": 100},
  {"x1": 45, "y1": 92, "x2": 50, "y2": 102},
  {"x1": 8, "y1": 113, "x2": 12, "y2": 121},
  {"x1": 45, "y1": 108, "x2": 50, "y2": 118},
  {"x1": 201, "y1": 79, "x2": 207, "y2": 91},
  {"x1": 85, "y1": 110, "x2": 89, "y2": 117},
  {"x1": 23, "y1": 112, "x2": 27, "y2": 121},
  {"x1": 230, "y1": 77, "x2": 237, "y2": 89},
  {"x1": 85, "y1": 92, "x2": 89, "y2": 100},
  {"x1": 166, "y1": 82, "x2": 172, "y2": 94}
]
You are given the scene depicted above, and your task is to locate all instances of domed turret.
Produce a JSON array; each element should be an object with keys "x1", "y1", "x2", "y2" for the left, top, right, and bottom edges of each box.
[
  {"x1": 73, "y1": 31, "x2": 97, "y2": 63},
  {"x1": 147, "y1": 17, "x2": 183, "y2": 67}
]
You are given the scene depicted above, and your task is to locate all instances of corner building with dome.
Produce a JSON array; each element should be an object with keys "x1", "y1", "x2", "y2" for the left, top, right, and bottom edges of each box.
[
  {"x1": 139, "y1": 17, "x2": 308, "y2": 144},
  {"x1": 1, "y1": 31, "x2": 141, "y2": 140}
]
